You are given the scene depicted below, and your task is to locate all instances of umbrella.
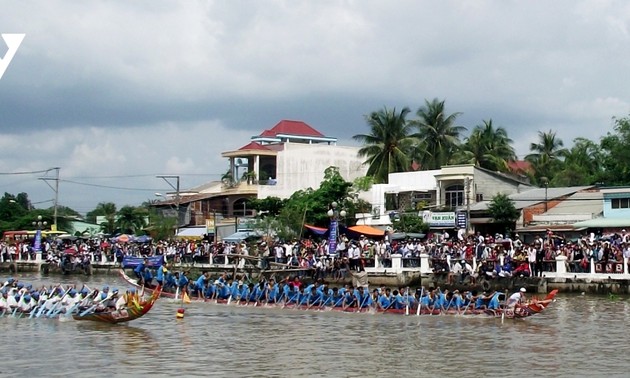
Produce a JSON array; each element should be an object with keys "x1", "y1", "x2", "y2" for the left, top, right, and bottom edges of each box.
[{"x1": 117, "y1": 234, "x2": 130, "y2": 243}]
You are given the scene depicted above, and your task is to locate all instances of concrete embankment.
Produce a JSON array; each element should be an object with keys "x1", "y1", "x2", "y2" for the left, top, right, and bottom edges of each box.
[{"x1": 4, "y1": 260, "x2": 630, "y2": 295}]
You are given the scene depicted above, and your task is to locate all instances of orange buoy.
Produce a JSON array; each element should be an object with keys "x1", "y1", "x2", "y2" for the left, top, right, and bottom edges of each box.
[{"x1": 176, "y1": 308, "x2": 185, "y2": 319}]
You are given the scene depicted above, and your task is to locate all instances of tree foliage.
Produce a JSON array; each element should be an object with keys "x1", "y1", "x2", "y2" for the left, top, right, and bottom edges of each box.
[
  {"x1": 487, "y1": 193, "x2": 519, "y2": 225},
  {"x1": 457, "y1": 119, "x2": 516, "y2": 172},
  {"x1": 395, "y1": 213, "x2": 429, "y2": 234},
  {"x1": 411, "y1": 98, "x2": 466, "y2": 170},
  {"x1": 253, "y1": 166, "x2": 358, "y2": 240},
  {"x1": 353, "y1": 107, "x2": 415, "y2": 183}
]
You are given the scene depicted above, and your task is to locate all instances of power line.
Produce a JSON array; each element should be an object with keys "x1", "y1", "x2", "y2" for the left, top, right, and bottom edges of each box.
[
  {"x1": 0, "y1": 168, "x2": 56, "y2": 175},
  {"x1": 59, "y1": 179, "x2": 164, "y2": 192}
]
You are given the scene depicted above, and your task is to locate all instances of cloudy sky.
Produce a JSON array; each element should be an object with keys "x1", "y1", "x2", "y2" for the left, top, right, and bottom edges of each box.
[{"x1": 1, "y1": 0, "x2": 629, "y2": 215}]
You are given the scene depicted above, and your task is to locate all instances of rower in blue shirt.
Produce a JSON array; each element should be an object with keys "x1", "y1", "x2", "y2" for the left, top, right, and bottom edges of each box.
[
  {"x1": 392, "y1": 290, "x2": 405, "y2": 310},
  {"x1": 164, "y1": 271, "x2": 177, "y2": 291},
  {"x1": 420, "y1": 291, "x2": 431, "y2": 311},
  {"x1": 133, "y1": 258, "x2": 148, "y2": 285},
  {"x1": 204, "y1": 281, "x2": 216, "y2": 300},
  {"x1": 298, "y1": 288, "x2": 309, "y2": 306},
  {"x1": 229, "y1": 280, "x2": 241, "y2": 301},
  {"x1": 142, "y1": 269, "x2": 154, "y2": 287},
  {"x1": 488, "y1": 291, "x2": 503, "y2": 310},
  {"x1": 155, "y1": 264, "x2": 167, "y2": 286},
  {"x1": 307, "y1": 286, "x2": 321, "y2": 307},
  {"x1": 342, "y1": 286, "x2": 356, "y2": 309},
  {"x1": 194, "y1": 272, "x2": 210, "y2": 299},
  {"x1": 267, "y1": 280, "x2": 279, "y2": 303},
  {"x1": 328, "y1": 287, "x2": 343, "y2": 307},
  {"x1": 475, "y1": 291, "x2": 489, "y2": 309},
  {"x1": 378, "y1": 288, "x2": 392, "y2": 310},
  {"x1": 239, "y1": 284, "x2": 251, "y2": 303},
  {"x1": 218, "y1": 280, "x2": 231, "y2": 300}
]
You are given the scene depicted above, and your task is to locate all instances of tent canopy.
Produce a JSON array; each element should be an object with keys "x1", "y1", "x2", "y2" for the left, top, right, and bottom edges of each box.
[
  {"x1": 176, "y1": 227, "x2": 209, "y2": 240},
  {"x1": 223, "y1": 230, "x2": 262, "y2": 243},
  {"x1": 304, "y1": 224, "x2": 328, "y2": 236},
  {"x1": 347, "y1": 225, "x2": 384, "y2": 237}
]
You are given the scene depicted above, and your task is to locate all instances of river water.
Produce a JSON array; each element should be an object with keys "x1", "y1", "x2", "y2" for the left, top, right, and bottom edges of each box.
[{"x1": 2, "y1": 273, "x2": 630, "y2": 378}]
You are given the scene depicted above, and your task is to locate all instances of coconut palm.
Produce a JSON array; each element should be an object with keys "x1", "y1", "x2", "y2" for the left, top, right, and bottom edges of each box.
[
  {"x1": 353, "y1": 107, "x2": 416, "y2": 183},
  {"x1": 458, "y1": 119, "x2": 516, "y2": 171},
  {"x1": 525, "y1": 130, "x2": 567, "y2": 184},
  {"x1": 115, "y1": 206, "x2": 147, "y2": 235},
  {"x1": 410, "y1": 98, "x2": 466, "y2": 170},
  {"x1": 553, "y1": 137, "x2": 602, "y2": 186}
]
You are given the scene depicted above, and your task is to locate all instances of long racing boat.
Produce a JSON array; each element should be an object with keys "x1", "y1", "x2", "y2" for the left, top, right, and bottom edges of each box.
[
  {"x1": 119, "y1": 270, "x2": 558, "y2": 319},
  {"x1": 72, "y1": 286, "x2": 161, "y2": 324}
]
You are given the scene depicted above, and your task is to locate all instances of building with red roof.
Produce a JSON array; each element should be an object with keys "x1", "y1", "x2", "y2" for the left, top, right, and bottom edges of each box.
[{"x1": 152, "y1": 120, "x2": 366, "y2": 235}]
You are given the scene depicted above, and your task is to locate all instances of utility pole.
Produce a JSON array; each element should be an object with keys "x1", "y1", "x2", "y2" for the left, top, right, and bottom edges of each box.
[
  {"x1": 39, "y1": 167, "x2": 60, "y2": 231},
  {"x1": 156, "y1": 175, "x2": 180, "y2": 235},
  {"x1": 465, "y1": 176, "x2": 471, "y2": 234}
]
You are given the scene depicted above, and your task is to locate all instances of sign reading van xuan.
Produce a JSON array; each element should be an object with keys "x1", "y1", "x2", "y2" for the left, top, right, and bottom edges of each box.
[{"x1": 421, "y1": 211, "x2": 456, "y2": 227}]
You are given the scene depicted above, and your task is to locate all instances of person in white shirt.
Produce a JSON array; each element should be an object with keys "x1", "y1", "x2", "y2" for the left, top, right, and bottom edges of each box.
[
  {"x1": 527, "y1": 246, "x2": 537, "y2": 274},
  {"x1": 348, "y1": 242, "x2": 361, "y2": 271},
  {"x1": 449, "y1": 260, "x2": 462, "y2": 284},
  {"x1": 507, "y1": 288, "x2": 526, "y2": 310},
  {"x1": 457, "y1": 227, "x2": 465, "y2": 242}
]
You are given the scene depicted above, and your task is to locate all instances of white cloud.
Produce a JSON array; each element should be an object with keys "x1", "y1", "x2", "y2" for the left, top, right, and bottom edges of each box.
[{"x1": 2, "y1": 0, "x2": 630, "y2": 211}]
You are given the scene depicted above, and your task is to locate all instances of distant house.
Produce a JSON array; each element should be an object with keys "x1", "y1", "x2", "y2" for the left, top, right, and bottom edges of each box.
[
  {"x1": 358, "y1": 164, "x2": 533, "y2": 230},
  {"x1": 152, "y1": 120, "x2": 367, "y2": 233},
  {"x1": 572, "y1": 187, "x2": 630, "y2": 233}
]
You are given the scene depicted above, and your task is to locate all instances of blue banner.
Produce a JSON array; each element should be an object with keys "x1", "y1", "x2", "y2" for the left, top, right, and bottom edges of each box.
[
  {"x1": 33, "y1": 229, "x2": 42, "y2": 253},
  {"x1": 122, "y1": 255, "x2": 165, "y2": 269},
  {"x1": 328, "y1": 219, "x2": 338, "y2": 255}
]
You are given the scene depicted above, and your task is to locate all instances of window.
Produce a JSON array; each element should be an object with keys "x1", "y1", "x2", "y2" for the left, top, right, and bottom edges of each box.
[
  {"x1": 445, "y1": 184, "x2": 465, "y2": 208},
  {"x1": 612, "y1": 198, "x2": 630, "y2": 209}
]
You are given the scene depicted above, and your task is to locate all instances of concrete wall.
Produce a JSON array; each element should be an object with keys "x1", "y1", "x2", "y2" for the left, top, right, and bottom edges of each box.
[
  {"x1": 258, "y1": 144, "x2": 367, "y2": 199},
  {"x1": 472, "y1": 168, "x2": 527, "y2": 201}
]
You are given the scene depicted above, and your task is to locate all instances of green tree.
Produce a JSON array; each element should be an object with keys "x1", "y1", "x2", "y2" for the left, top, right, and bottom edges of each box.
[
  {"x1": 487, "y1": 193, "x2": 519, "y2": 231},
  {"x1": 395, "y1": 213, "x2": 429, "y2": 234},
  {"x1": 553, "y1": 137, "x2": 602, "y2": 186},
  {"x1": 86, "y1": 202, "x2": 117, "y2": 223},
  {"x1": 457, "y1": 119, "x2": 516, "y2": 171},
  {"x1": 255, "y1": 166, "x2": 358, "y2": 239},
  {"x1": 248, "y1": 196, "x2": 286, "y2": 217},
  {"x1": 599, "y1": 115, "x2": 630, "y2": 185},
  {"x1": 525, "y1": 130, "x2": 567, "y2": 184},
  {"x1": 410, "y1": 98, "x2": 466, "y2": 170},
  {"x1": 115, "y1": 206, "x2": 148, "y2": 234},
  {"x1": 353, "y1": 107, "x2": 415, "y2": 183}
]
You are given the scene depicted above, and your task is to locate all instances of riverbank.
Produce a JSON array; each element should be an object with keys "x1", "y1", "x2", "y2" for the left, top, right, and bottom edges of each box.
[{"x1": 5, "y1": 254, "x2": 630, "y2": 294}]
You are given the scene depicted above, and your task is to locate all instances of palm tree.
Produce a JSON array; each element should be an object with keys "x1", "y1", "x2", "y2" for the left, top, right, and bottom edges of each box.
[
  {"x1": 86, "y1": 202, "x2": 117, "y2": 223},
  {"x1": 410, "y1": 98, "x2": 466, "y2": 170},
  {"x1": 115, "y1": 206, "x2": 147, "y2": 235},
  {"x1": 458, "y1": 119, "x2": 516, "y2": 171},
  {"x1": 553, "y1": 137, "x2": 602, "y2": 186},
  {"x1": 525, "y1": 130, "x2": 567, "y2": 184},
  {"x1": 353, "y1": 107, "x2": 416, "y2": 183}
]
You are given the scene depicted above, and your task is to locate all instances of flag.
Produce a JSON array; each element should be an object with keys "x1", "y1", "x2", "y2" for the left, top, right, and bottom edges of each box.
[{"x1": 183, "y1": 292, "x2": 191, "y2": 304}]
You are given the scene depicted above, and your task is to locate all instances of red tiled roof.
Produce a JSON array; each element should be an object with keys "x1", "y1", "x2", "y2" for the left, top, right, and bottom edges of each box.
[
  {"x1": 508, "y1": 160, "x2": 533, "y2": 173},
  {"x1": 258, "y1": 120, "x2": 325, "y2": 138},
  {"x1": 238, "y1": 141, "x2": 272, "y2": 151}
]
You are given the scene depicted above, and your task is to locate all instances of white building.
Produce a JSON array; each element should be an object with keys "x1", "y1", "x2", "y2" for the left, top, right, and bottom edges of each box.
[
  {"x1": 358, "y1": 164, "x2": 533, "y2": 229},
  {"x1": 221, "y1": 120, "x2": 367, "y2": 200}
]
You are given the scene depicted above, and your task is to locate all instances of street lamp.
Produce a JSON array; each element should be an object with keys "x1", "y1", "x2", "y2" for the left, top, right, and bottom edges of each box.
[
  {"x1": 541, "y1": 177, "x2": 549, "y2": 212},
  {"x1": 32, "y1": 215, "x2": 47, "y2": 254},
  {"x1": 32, "y1": 215, "x2": 47, "y2": 229},
  {"x1": 327, "y1": 202, "x2": 346, "y2": 255}
]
